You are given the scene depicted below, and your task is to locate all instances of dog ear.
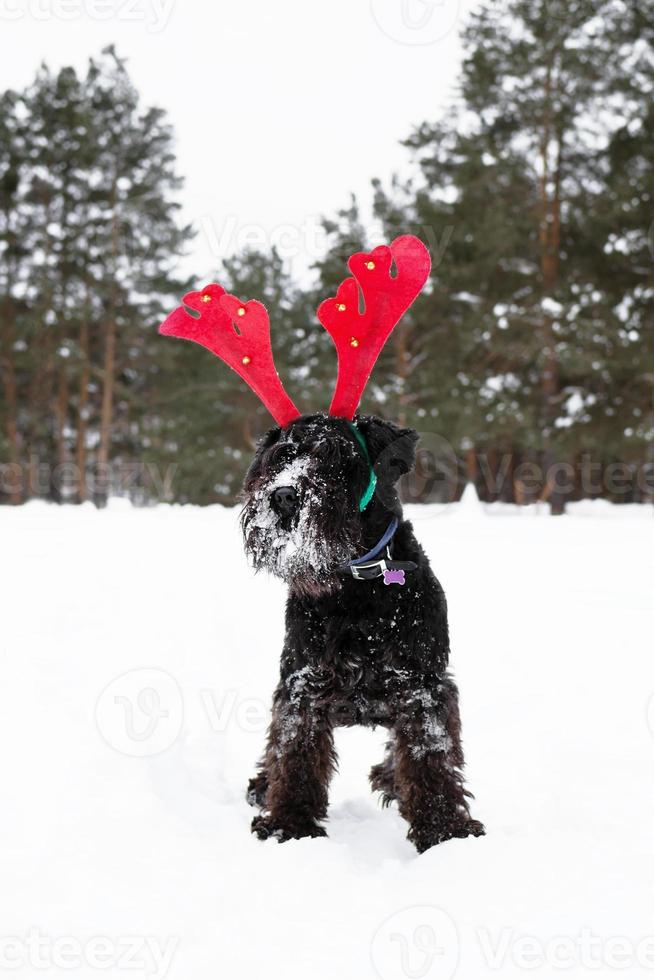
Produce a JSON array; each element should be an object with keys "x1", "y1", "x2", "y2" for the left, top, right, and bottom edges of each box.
[
  {"x1": 355, "y1": 415, "x2": 419, "y2": 481},
  {"x1": 243, "y1": 425, "x2": 281, "y2": 488}
]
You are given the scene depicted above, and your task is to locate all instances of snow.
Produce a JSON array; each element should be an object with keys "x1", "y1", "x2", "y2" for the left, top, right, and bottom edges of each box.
[{"x1": 1, "y1": 498, "x2": 653, "y2": 979}]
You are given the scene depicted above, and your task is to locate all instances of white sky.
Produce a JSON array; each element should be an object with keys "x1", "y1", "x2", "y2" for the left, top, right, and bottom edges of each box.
[{"x1": 0, "y1": 0, "x2": 480, "y2": 282}]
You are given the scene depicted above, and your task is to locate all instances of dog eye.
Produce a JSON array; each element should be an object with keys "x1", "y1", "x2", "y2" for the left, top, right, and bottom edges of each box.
[{"x1": 267, "y1": 443, "x2": 295, "y2": 466}]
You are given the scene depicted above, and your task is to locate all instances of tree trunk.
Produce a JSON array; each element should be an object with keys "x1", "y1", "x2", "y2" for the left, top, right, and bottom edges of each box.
[
  {"x1": 25, "y1": 338, "x2": 55, "y2": 498},
  {"x1": 98, "y1": 317, "x2": 115, "y2": 472},
  {"x1": 537, "y1": 55, "x2": 565, "y2": 515},
  {"x1": 54, "y1": 363, "x2": 69, "y2": 502},
  {"x1": 76, "y1": 298, "x2": 91, "y2": 504},
  {"x1": 25, "y1": 189, "x2": 58, "y2": 499},
  {"x1": 97, "y1": 178, "x2": 119, "y2": 501},
  {"x1": 0, "y1": 298, "x2": 22, "y2": 504}
]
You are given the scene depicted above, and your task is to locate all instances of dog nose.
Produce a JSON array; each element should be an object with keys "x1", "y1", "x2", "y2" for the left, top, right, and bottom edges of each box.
[{"x1": 271, "y1": 486, "x2": 298, "y2": 516}]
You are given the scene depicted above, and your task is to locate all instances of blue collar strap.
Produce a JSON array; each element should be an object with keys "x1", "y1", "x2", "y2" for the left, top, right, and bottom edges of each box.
[
  {"x1": 338, "y1": 517, "x2": 418, "y2": 582},
  {"x1": 348, "y1": 422, "x2": 377, "y2": 511},
  {"x1": 348, "y1": 517, "x2": 399, "y2": 565}
]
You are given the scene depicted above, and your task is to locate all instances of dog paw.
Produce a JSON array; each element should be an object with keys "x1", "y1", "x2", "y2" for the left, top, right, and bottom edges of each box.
[
  {"x1": 369, "y1": 763, "x2": 397, "y2": 806},
  {"x1": 251, "y1": 814, "x2": 327, "y2": 843},
  {"x1": 410, "y1": 818, "x2": 486, "y2": 853},
  {"x1": 457, "y1": 818, "x2": 486, "y2": 839},
  {"x1": 246, "y1": 773, "x2": 268, "y2": 808}
]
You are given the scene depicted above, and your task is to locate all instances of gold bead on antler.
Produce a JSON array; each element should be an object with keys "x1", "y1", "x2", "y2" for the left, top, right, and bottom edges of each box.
[
  {"x1": 349, "y1": 337, "x2": 359, "y2": 348},
  {"x1": 242, "y1": 355, "x2": 251, "y2": 365},
  {"x1": 337, "y1": 303, "x2": 346, "y2": 312},
  {"x1": 201, "y1": 293, "x2": 212, "y2": 303},
  {"x1": 237, "y1": 306, "x2": 246, "y2": 317},
  {"x1": 365, "y1": 261, "x2": 375, "y2": 270}
]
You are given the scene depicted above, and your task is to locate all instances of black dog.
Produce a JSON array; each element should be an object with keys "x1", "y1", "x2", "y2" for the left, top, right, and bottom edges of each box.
[{"x1": 242, "y1": 412, "x2": 485, "y2": 853}]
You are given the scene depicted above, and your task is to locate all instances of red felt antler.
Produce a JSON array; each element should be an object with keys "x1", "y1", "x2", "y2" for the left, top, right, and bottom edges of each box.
[
  {"x1": 316, "y1": 235, "x2": 431, "y2": 419},
  {"x1": 159, "y1": 283, "x2": 301, "y2": 427}
]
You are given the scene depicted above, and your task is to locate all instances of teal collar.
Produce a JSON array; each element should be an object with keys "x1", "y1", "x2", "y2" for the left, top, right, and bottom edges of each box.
[{"x1": 348, "y1": 423, "x2": 377, "y2": 511}]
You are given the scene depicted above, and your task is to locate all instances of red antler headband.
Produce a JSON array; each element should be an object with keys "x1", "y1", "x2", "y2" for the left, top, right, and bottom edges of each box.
[
  {"x1": 159, "y1": 283, "x2": 301, "y2": 426},
  {"x1": 159, "y1": 234, "x2": 430, "y2": 425}
]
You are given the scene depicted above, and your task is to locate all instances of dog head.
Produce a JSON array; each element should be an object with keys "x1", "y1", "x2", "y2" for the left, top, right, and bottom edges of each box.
[{"x1": 241, "y1": 413, "x2": 418, "y2": 596}]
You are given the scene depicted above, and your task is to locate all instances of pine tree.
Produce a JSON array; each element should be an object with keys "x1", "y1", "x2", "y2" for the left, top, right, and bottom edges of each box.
[
  {"x1": 20, "y1": 63, "x2": 94, "y2": 500},
  {"x1": 83, "y1": 47, "x2": 192, "y2": 503},
  {"x1": 375, "y1": 0, "x2": 654, "y2": 510},
  {"x1": 0, "y1": 49, "x2": 192, "y2": 505}
]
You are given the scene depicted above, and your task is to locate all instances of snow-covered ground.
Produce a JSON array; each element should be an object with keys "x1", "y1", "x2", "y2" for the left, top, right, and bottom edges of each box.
[{"x1": 1, "y1": 495, "x2": 653, "y2": 980}]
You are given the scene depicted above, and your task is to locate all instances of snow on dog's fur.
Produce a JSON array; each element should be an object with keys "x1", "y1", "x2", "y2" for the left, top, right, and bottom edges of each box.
[{"x1": 241, "y1": 417, "x2": 363, "y2": 596}]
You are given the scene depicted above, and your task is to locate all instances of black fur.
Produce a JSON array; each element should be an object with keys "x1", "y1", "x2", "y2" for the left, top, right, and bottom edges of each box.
[{"x1": 242, "y1": 413, "x2": 484, "y2": 852}]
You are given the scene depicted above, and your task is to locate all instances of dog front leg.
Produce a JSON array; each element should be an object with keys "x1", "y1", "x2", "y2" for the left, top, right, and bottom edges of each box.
[
  {"x1": 251, "y1": 687, "x2": 336, "y2": 842},
  {"x1": 393, "y1": 676, "x2": 485, "y2": 853}
]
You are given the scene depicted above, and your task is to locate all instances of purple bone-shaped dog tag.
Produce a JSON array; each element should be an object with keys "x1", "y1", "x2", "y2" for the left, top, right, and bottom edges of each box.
[{"x1": 383, "y1": 568, "x2": 405, "y2": 586}]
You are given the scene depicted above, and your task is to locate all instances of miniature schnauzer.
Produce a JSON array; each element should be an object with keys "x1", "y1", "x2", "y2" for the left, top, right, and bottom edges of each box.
[{"x1": 242, "y1": 413, "x2": 485, "y2": 852}]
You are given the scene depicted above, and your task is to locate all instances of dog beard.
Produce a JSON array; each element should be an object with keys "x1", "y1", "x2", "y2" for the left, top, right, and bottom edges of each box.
[{"x1": 241, "y1": 456, "x2": 361, "y2": 597}]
